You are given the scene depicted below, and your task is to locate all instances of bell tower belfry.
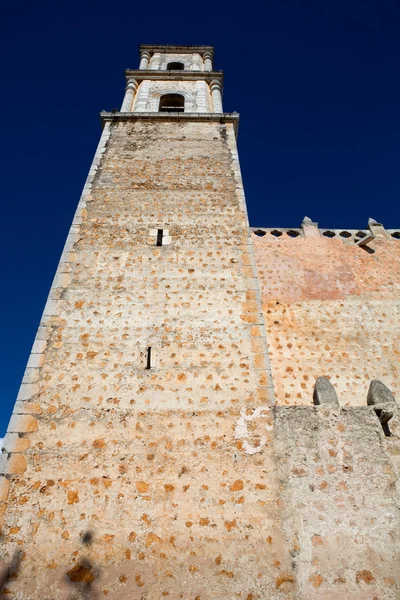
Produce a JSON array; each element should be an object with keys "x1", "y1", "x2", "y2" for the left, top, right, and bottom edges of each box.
[{"x1": 120, "y1": 45, "x2": 223, "y2": 114}]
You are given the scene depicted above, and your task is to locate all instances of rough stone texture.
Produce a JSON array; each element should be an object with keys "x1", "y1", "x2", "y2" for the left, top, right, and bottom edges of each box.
[
  {"x1": 275, "y1": 405, "x2": 400, "y2": 599},
  {"x1": 134, "y1": 79, "x2": 211, "y2": 112},
  {"x1": 149, "y1": 52, "x2": 204, "y2": 71},
  {"x1": 253, "y1": 232, "x2": 400, "y2": 406},
  {"x1": 1, "y1": 46, "x2": 400, "y2": 597},
  {"x1": 313, "y1": 376, "x2": 339, "y2": 405},
  {"x1": 368, "y1": 379, "x2": 396, "y2": 406},
  {"x1": 0, "y1": 120, "x2": 291, "y2": 599}
]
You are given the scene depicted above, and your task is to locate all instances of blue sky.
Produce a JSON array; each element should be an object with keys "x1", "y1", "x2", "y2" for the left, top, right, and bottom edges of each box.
[{"x1": 1, "y1": 0, "x2": 399, "y2": 435}]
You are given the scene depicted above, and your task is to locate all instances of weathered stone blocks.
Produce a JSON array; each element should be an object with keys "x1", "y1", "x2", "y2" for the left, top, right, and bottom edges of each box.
[{"x1": 313, "y1": 376, "x2": 339, "y2": 405}]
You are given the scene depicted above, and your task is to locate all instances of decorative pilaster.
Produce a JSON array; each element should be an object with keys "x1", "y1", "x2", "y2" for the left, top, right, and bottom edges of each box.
[
  {"x1": 210, "y1": 80, "x2": 223, "y2": 113},
  {"x1": 203, "y1": 51, "x2": 213, "y2": 71},
  {"x1": 195, "y1": 81, "x2": 210, "y2": 113},
  {"x1": 139, "y1": 51, "x2": 151, "y2": 70},
  {"x1": 133, "y1": 81, "x2": 151, "y2": 112},
  {"x1": 120, "y1": 78, "x2": 139, "y2": 112},
  {"x1": 150, "y1": 52, "x2": 161, "y2": 70}
]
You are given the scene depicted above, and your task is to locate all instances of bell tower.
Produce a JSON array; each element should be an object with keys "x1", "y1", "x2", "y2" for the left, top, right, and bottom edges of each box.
[
  {"x1": 120, "y1": 45, "x2": 223, "y2": 114},
  {"x1": 3, "y1": 42, "x2": 399, "y2": 600},
  {"x1": 0, "y1": 45, "x2": 285, "y2": 599}
]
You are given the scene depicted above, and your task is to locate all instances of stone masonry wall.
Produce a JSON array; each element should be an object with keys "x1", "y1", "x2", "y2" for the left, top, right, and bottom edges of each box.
[
  {"x1": 1, "y1": 116, "x2": 400, "y2": 600},
  {"x1": 253, "y1": 228, "x2": 400, "y2": 406},
  {"x1": 275, "y1": 403, "x2": 400, "y2": 599},
  {"x1": 0, "y1": 119, "x2": 296, "y2": 600}
]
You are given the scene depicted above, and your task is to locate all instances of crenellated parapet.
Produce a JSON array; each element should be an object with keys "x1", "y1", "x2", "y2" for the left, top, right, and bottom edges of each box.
[
  {"x1": 251, "y1": 216, "x2": 400, "y2": 250},
  {"x1": 313, "y1": 377, "x2": 397, "y2": 434}
]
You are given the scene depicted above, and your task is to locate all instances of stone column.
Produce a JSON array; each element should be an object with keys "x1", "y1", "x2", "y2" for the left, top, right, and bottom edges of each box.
[
  {"x1": 120, "y1": 78, "x2": 139, "y2": 112},
  {"x1": 210, "y1": 80, "x2": 223, "y2": 113},
  {"x1": 139, "y1": 51, "x2": 151, "y2": 70},
  {"x1": 203, "y1": 51, "x2": 213, "y2": 71}
]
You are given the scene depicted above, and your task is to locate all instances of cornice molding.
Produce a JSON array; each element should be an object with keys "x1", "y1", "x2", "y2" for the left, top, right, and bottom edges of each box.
[
  {"x1": 139, "y1": 45, "x2": 214, "y2": 55},
  {"x1": 100, "y1": 111, "x2": 239, "y2": 136},
  {"x1": 124, "y1": 70, "x2": 223, "y2": 83}
]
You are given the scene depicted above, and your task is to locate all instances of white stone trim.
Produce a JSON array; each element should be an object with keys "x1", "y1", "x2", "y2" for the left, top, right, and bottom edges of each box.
[
  {"x1": 148, "y1": 88, "x2": 196, "y2": 113},
  {"x1": 139, "y1": 51, "x2": 151, "y2": 70},
  {"x1": 225, "y1": 124, "x2": 276, "y2": 404},
  {"x1": 210, "y1": 80, "x2": 223, "y2": 113},
  {"x1": 0, "y1": 122, "x2": 112, "y2": 475},
  {"x1": 195, "y1": 80, "x2": 211, "y2": 113},
  {"x1": 120, "y1": 78, "x2": 139, "y2": 112},
  {"x1": 133, "y1": 80, "x2": 151, "y2": 111}
]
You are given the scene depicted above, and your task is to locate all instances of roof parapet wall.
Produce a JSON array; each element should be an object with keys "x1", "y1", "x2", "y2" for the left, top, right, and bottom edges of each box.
[{"x1": 251, "y1": 217, "x2": 400, "y2": 250}]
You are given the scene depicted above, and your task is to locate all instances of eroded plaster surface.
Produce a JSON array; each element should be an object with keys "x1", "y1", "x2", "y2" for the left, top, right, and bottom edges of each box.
[
  {"x1": 0, "y1": 120, "x2": 292, "y2": 599},
  {"x1": 253, "y1": 232, "x2": 400, "y2": 406},
  {"x1": 1, "y1": 116, "x2": 400, "y2": 600}
]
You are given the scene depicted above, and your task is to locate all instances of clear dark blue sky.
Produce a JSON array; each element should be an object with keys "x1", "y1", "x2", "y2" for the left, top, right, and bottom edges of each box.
[{"x1": 1, "y1": 0, "x2": 399, "y2": 436}]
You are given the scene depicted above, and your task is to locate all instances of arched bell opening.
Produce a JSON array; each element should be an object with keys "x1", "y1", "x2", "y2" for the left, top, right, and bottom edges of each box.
[
  {"x1": 159, "y1": 94, "x2": 185, "y2": 113},
  {"x1": 167, "y1": 62, "x2": 184, "y2": 70}
]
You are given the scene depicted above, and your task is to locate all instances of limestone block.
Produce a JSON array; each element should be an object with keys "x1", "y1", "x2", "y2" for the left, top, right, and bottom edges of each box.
[
  {"x1": 53, "y1": 273, "x2": 71, "y2": 288},
  {"x1": 36, "y1": 326, "x2": 52, "y2": 341},
  {"x1": 12, "y1": 401, "x2": 42, "y2": 414},
  {"x1": 367, "y1": 379, "x2": 396, "y2": 406},
  {"x1": 0, "y1": 453, "x2": 8, "y2": 475},
  {"x1": 3, "y1": 433, "x2": 30, "y2": 453},
  {"x1": 42, "y1": 298, "x2": 61, "y2": 317},
  {"x1": 7, "y1": 453, "x2": 27, "y2": 475},
  {"x1": 17, "y1": 383, "x2": 39, "y2": 400},
  {"x1": 31, "y1": 340, "x2": 47, "y2": 354},
  {"x1": 8, "y1": 414, "x2": 38, "y2": 433},
  {"x1": 367, "y1": 379, "x2": 395, "y2": 426},
  {"x1": 27, "y1": 353, "x2": 44, "y2": 369},
  {"x1": 22, "y1": 368, "x2": 39, "y2": 384},
  {"x1": 313, "y1": 377, "x2": 339, "y2": 405},
  {"x1": 0, "y1": 476, "x2": 10, "y2": 501}
]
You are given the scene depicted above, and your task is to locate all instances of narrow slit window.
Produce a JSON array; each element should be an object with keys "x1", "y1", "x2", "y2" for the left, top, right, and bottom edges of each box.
[
  {"x1": 146, "y1": 347, "x2": 152, "y2": 369},
  {"x1": 156, "y1": 229, "x2": 164, "y2": 246}
]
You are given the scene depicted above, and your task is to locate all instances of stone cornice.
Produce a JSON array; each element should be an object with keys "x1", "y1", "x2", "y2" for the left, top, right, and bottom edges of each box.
[
  {"x1": 139, "y1": 45, "x2": 214, "y2": 56},
  {"x1": 124, "y1": 70, "x2": 223, "y2": 84},
  {"x1": 100, "y1": 111, "x2": 239, "y2": 137}
]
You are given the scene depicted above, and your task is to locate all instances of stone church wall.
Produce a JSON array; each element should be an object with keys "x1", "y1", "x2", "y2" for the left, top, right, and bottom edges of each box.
[
  {"x1": 253, "y1": 225, "x2": 400, "y2": 406},
  {"x1": 0, "y1": 119, "x2": 295, "y2": 599},
  {"x1": 1, "y1": 118, "x2": 400, "y2": 598}
]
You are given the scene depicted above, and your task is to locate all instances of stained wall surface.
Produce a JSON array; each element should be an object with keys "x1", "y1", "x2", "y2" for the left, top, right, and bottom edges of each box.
[
  {"x1": 0, "y1": 119, "x2": 296, "y2": 599},
  {"x1": 275, "y1": 404, "x2": 400, "y2": 600},
  {"x1": 1, "y1": 117, "x2": 400, "y2": 600},
  {"x1": 253, "y1": 228, "x2": 400, "y2": 406}
]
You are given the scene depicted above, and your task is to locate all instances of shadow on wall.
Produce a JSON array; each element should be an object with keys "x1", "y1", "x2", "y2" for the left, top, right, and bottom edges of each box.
[
  {"x1": 0, "y1": 549, "x2": 22, "y2": 599},
  {"x1": 65, "y1": 530, "x2": 99, "y2": 600},
  {"x1": 0, "y1": 531, "x2": 100, "y2": 600}
]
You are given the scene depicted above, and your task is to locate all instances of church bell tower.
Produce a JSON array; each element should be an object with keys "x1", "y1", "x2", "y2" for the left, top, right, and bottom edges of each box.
[
  {"x1": 3, "y1": 42, "x2": 400, "y2": 600},
  {"x1": 0, "y1": 45, "x2": 285, "y2": 599}
]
